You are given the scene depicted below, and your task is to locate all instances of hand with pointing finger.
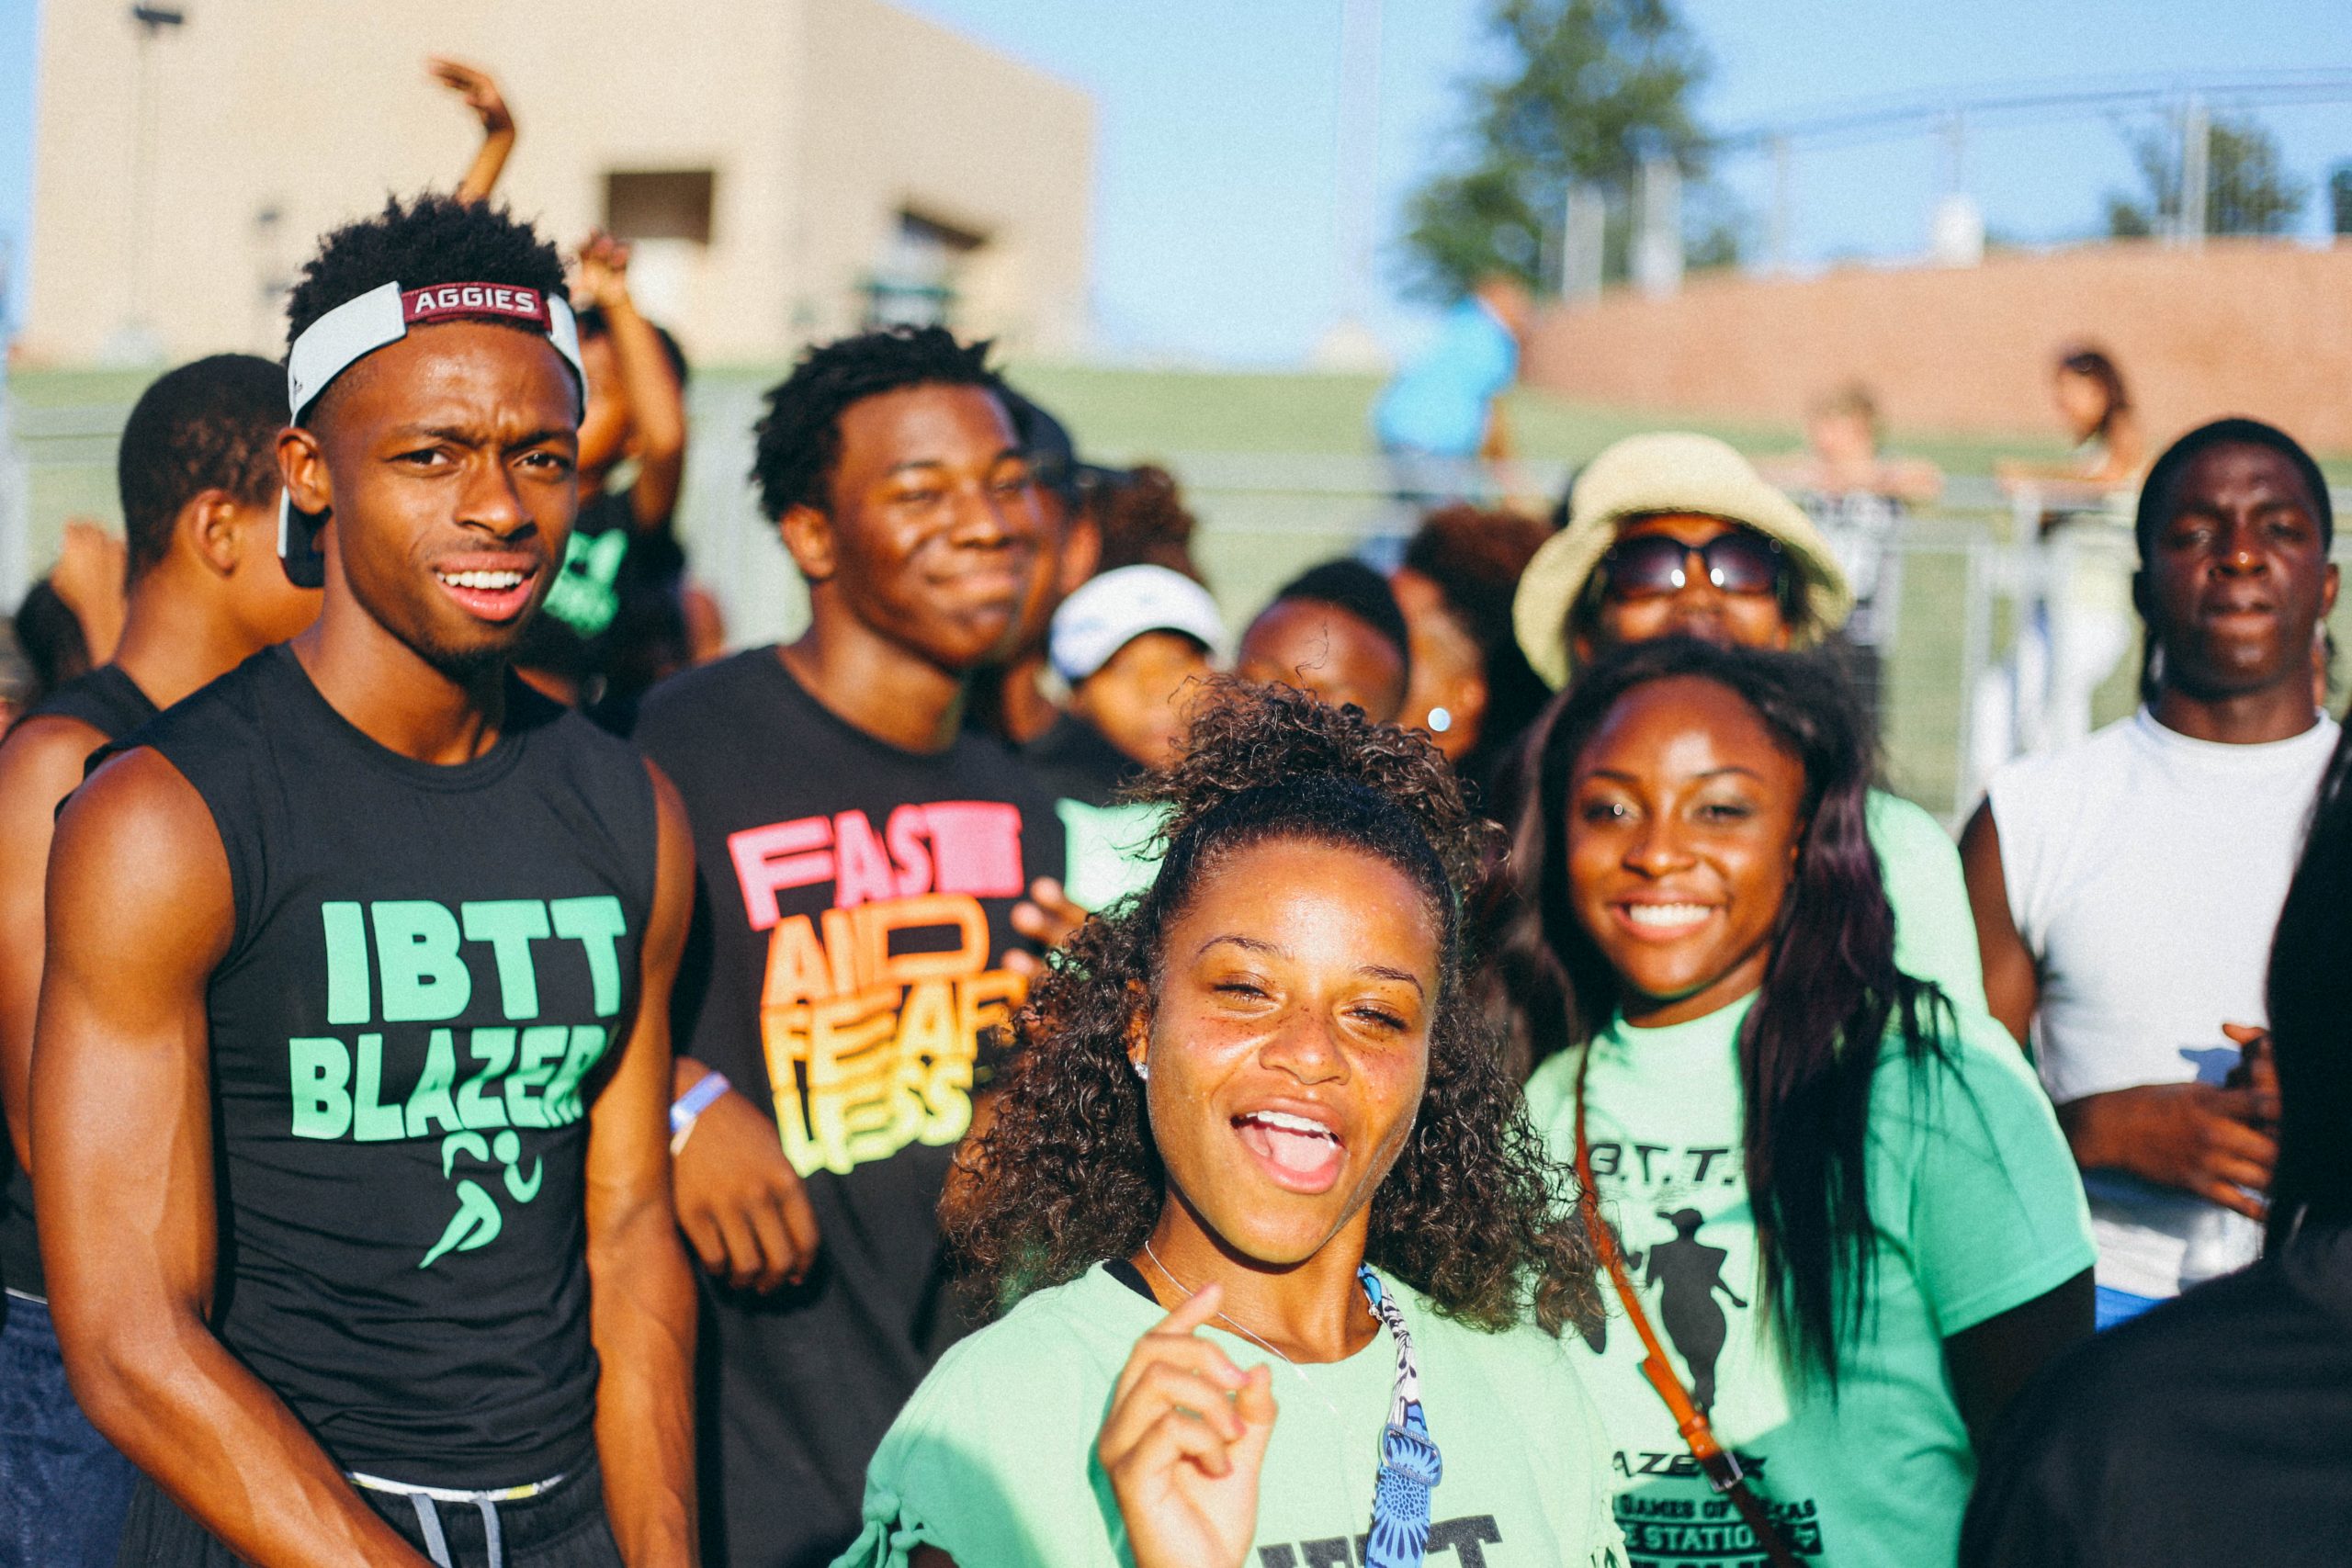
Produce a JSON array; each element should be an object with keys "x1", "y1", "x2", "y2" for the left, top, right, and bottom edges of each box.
[{"x1": 1098, "y1": 1282, "x2": 1279, "y2": 1568}]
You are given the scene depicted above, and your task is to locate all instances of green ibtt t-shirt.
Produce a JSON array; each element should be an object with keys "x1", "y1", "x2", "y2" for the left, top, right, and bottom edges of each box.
[
  {"x1": 1865, "y1": 789, "x2": 1987, "y2": 1017},
  {"x1": 1525, "y1": 992, "x2": 2093, "y2": 1568},
  {"x1": 833, "y1": 1262, "x2": 1629, "y2": 1567}
]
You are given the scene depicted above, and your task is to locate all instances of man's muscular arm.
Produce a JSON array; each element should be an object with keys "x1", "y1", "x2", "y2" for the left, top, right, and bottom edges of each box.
[
  {"x1": 35, "y1": 749, "x2": 428, "y2": 1566},
  {"x1": 0, "y1": 714, "x2": 107, "y2": 1166},
  {"x1": 588, "y1": 763, "x2": 700, "y2": 1565}
]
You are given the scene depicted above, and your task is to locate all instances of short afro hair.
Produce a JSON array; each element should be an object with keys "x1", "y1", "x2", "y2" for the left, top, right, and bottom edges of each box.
[
  {"x1": 117, "y1": 355, "x2": 287, "y2": 585},
  {"x1": 1262, "y1": 557, "x2": 1413, "y2": 681},
  {"x1": 284, "y1": 195, "x2": 570, "y2": 422},
  {"x1": 2135, "y1": 415, "x2": 2334, "y2": 561},
  {"x1": 750, "y1": 325, "x2": 1008, "y2": 521}
]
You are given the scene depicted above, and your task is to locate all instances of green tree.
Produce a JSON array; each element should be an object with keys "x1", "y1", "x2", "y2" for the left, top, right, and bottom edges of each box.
[
  {"x1": 2106, "y1": 113, "x2": 2310, "y2": 239},
  {"x1": 1401, "y1": 0, "x2": 1714, "y2": 299}
]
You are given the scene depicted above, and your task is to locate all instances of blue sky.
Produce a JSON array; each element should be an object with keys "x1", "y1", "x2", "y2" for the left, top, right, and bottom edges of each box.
[{"x1": 4, "y1": 0, "x2": 2348, "y2": 364}]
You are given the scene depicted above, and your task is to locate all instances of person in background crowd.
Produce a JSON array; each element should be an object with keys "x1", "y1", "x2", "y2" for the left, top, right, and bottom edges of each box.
[
  {"x1": 1760, "y1": 384, "x2": 1943, "y2": 728},
  {"x1": 840, "y1": 683, "x2": 1623, "y2": 1568},
  {"x1": 7, "y1": 581, "x2": 96, "y2": 705},
  {"x1": 1502, "y1": 638, "x2": 2094, "y2": 1568},
  {"x1": 631, "y1": 325, "x2": 1069, "y2": 1568},
  {"x1": 1507, "y1": 432, "x2": 1987, "y2": 1028},
  {"x1": 36, "y1": 195, "x2": 696, "y2": 1566},
  {"x1": 1030, "y1": 564, "x2": 1223, "y2": 808},
  {"x1": 432, "y1": 56, "x2": 517, "y2": 207},
  {"x1": 1088, "y1": 462, "x2": 1207, "y2": 584},
  {"x1": 1235, "y1": 558, "x2": 1411, "y2": 725},
  {"x1": 1962, "y1": 418, "x2": 2339, "y2": 1330},
  {"x1": 1389, "y1": 503, "x2": 1554, "y2": 803},
  {"x1": 1962, "y1": 717, "x2": 2352, "y2": 1565},
  {"x1": 1028, "y1": 563, "x2": 1225, "y2": 912},
  {"x1": 0, "y1": 355, "x2": 319, "y2": 1568},
  {"x1": 1996, "y1": 345, "x2": 2147, "y2": 497},
  {"x1": 1373, "y1": 273, "x2": 1532, "y2": 504},
  {"x1": 514, "y1": 231, "x2": 689, "y2": 710},
  {"x1": 963, "y1": 390, "x2": 1102, "y2": 748}
]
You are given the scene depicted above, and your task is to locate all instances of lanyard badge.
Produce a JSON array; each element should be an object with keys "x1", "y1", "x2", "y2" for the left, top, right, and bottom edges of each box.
[{"x1": 1359, "y1": 1266, "x2": 1442, "y2": 1568}]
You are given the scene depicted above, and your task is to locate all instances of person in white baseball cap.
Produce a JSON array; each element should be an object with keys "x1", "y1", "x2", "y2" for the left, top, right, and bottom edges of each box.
[
  {"x1": 1032, "y1": 565, "x2": 1226, "y2": 807},
  {"x1": 1504, "y1": 431, "x2": 1988, "y2": 1018}
]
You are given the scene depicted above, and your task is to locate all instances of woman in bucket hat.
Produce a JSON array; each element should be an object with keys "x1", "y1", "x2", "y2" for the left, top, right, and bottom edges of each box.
[{"x1": 1508, "y1": 433, "x2": 1984, "y2": 1017}]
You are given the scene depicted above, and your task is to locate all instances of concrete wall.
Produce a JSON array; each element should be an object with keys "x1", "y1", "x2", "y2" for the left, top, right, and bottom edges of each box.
[
  {"x1": 21, "y1": 0, "x2": 1091, "y2": 367},
  {"x1": 1524, "y1": 241, "x2": 2352, "y2": 453}
]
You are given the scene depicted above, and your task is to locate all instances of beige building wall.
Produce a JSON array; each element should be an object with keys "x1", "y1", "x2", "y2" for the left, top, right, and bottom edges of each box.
[{"x1": 22, "y1": 0, "x2": 1091, "y2": 367}]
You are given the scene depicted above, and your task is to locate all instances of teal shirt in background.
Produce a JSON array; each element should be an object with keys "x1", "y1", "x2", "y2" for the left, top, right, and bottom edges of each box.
[
  {"x1": 1526, "y1": 992, "x2": 2093, "y2": 1568},
  {"x1": 834, "y1": 1263, "x2": 1628, "y2": 1567}
]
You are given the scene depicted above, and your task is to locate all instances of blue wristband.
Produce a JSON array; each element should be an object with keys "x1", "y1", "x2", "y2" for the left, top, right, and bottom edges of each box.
[{"x1": 669, "y1": 1071, "x2": 731, "y2": 1136}]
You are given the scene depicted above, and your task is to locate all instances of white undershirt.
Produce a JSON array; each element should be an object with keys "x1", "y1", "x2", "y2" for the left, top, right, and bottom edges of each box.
[{"x1": 1988, "y1": 706, "x2": 2338, "y2": 1298}]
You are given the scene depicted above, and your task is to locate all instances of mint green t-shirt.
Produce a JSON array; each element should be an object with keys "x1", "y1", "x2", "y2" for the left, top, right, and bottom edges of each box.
[
  {"x1": 1866, "y1": 788, "x2": 1987, "y2": 1016},
  {"x1": 1526, "y1": 992, "x2": 2093, "y2": 1568},
  {"x1": 1056, "y1": 797, "x2": 1166, "y2": 914},
  {"x1": 833, "y1": 1262, "x2": 1628, "y2": 1567}
]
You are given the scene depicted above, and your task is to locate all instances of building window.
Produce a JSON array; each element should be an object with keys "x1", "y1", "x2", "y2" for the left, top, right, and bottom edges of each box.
[
  {"x1": 605, "y1": 170, "x2": 717, "y2": 244},
  {"x1": 862, "y1": 208, "x2": 987, "y2": 330}
]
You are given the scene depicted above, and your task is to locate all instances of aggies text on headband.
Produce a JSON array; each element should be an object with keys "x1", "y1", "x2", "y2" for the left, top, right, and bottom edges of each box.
[
  {"x1": 277, "y1": 281, "x2": 587, "y2": 588},
  {"x1": 286, "y1": 279, "x2": 585, "y2": 423}
]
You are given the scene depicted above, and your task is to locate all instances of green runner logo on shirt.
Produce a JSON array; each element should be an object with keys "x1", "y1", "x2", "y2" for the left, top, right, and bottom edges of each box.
[{"x1": 286, "y1": 897, "x2": 628, "y2": 1268}]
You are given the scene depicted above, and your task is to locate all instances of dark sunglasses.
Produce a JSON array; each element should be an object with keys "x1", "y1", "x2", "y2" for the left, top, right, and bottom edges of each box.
[{"x1": 1597, "y1": 531, "x2": 1788, "y2": 602}]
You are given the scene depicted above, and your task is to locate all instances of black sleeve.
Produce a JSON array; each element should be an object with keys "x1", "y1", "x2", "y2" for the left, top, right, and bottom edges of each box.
[{"x1": 1960, "y1": 1372, "x2": 2097, "y2": 1568}]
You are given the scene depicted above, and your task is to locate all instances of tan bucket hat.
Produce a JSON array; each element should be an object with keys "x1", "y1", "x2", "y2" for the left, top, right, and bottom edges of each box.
[{"x1": 1511, "y1": 432, "x2": 1856, "y2": 690}]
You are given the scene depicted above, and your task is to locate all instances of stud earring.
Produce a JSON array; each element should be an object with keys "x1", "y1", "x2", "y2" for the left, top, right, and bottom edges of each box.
[{"x1": 1133, "y1": 1057, "x2": 1149, "y2": 1081}]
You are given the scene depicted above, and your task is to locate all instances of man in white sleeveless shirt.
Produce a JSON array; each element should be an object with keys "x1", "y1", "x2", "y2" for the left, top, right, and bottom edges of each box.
[{"x1": 1963, "y1": 418, "x2": 2338, "y2": 1329}]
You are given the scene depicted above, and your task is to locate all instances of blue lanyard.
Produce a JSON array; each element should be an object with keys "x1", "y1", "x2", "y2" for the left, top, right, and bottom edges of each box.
[{"x1": 1358, "y1": 1267, "x2": 1442, "y2": 1568}]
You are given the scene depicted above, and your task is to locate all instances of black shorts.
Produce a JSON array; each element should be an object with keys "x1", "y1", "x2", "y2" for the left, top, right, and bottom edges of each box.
[{"x1": 113, "y1": 1454, "x2": 622, "y2": 1568}]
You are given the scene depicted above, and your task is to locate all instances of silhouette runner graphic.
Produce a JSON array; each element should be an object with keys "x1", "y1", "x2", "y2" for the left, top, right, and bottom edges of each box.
[{"x1": 1630, "y1": 1207, "x2": 1747, "y2": 1412}]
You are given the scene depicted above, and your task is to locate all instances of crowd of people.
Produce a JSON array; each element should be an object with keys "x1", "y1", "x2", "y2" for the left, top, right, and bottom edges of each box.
[{"x1": 0, "y1": 71, "x2": 2346, "y2": 1568}]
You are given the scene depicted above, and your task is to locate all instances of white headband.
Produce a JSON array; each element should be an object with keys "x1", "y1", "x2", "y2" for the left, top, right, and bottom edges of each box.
[
  {"x1": 286, "y1": 279, "x2": 584, "y2": 422},
  {"x1": 277, "y1": 279, "x2": 586, "y2": 585}
]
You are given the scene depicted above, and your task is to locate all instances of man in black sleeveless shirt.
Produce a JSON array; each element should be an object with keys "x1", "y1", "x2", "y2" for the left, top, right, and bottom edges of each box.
[
  {"x1": 633, "y1": 327, "x2": 1067, "y2": 1567},
  {"x1": 0, "y1": 355, "x2": 317, "y2": 1568},
  {"x1": 34, "y1": 197, "x2": 697, "y2": 1568}
]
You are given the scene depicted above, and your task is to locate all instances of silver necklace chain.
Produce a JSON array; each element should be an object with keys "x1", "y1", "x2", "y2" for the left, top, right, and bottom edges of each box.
[{"x1": 1138, "y1": 1238, "x2": 1359, "y2": 1429}]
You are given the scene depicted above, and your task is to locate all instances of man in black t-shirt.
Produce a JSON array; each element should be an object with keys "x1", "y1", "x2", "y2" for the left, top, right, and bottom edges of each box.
[
  {"x1": 34, "y1": 197, "x2": 696, "y2": 1568},
  {"x1": 633, "y1": 326, "x2": 1067, "y2": 1568},
  {"x1": 0, "y1": 355, "x2": 318, "y2": 1568}
]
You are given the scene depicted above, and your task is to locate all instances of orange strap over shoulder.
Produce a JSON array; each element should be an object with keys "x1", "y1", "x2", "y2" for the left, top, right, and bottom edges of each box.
[{"x1": 1574, "y1": 1055, "x2": 1806, "y2": 1568}]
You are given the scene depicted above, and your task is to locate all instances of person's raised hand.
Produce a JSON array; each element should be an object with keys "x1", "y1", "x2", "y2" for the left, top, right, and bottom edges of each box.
[
  {"x1": 1099, "y1": 1282, "x2": 1278, "y2": 1568},
  {"x1": 2064, "y1": 1079, "x2": 2278, "y2": 1221},
  {"x1": 1005, "y1": 877, "x2": 1086, "y2": 979},
  {"x1": 428, "y1": 57, "x2": 514, "y2": 135},
  {"x1": 573, "y1": 231, "x2": 634, "y2": 313},
  {"x1": 671, "y1": 1077, "x2": 820, "y2": 1292}
]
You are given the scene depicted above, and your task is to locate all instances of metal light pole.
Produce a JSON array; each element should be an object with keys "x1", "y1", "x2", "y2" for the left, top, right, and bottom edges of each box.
[
  {"x1": 1313, "y1": 0, "x2": 1389, "y2": 369},
  {"x1": 112, "y1": 4, "x2": 186, "y2": 363},
  {"x1": 2177, "y1": 94, "x2": 2210, "y2": 245}
]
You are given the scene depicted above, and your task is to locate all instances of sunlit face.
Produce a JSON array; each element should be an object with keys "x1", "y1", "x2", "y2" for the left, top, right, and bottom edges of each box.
[
  {"x1": 1575, "y1": 513, "x2": 1795, "y2": 663},
  {"x1": 1391, "y1": 566, "x2": 1485, "y2": 761},
  {"x1": 1565, "y1": 676, "x2": 1806, "y2": 1027},
  {"x1": 287, "y1": 321, "x2": 581, "y2": 677},
  {"x1": 1236, "y1": 599, "x2": 1408, "y2": 723},
  {"x1": 1069, "y1": 629, "x2": 1212, "y2": 770},
  {"x1": 1135, "y1": 838, "x2": 1439, "y2": 1267},
  {"x1": 2143, "y1": 442, "x2": 2338, "y2": 703},
  {"x1": 785, "y1": 384, "x2": 1046, "y2": 673}
]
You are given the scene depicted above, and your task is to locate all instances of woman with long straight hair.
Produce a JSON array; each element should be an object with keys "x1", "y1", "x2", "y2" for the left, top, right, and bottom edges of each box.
[{"x1": 1492, "y1": 637, "x2": 2096, "y2": 1568}]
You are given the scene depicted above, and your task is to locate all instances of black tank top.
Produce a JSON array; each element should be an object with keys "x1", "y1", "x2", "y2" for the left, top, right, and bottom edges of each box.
[
  {"x1": 1, "y1": 664, "x2": 160, "y2": 1300},
  {"x1": 135, "y1": 646, "x2": 655, "y2": 1486}
]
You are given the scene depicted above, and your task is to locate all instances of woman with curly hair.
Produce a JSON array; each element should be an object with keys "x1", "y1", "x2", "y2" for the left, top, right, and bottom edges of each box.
[
  {"x1": 833, "y1": 682, "x2": 1623, "y2": 1568},
  {"x1": 1494, "y1": 637, "x2": 2095, "y2": 1568}
]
